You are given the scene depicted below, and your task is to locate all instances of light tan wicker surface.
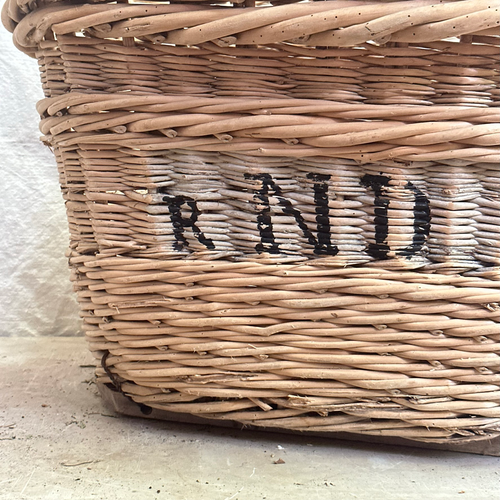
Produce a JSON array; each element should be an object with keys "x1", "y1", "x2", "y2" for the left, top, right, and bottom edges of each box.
[{"x1": 3, "y1": 0, "x2": 499, "y2": 446}]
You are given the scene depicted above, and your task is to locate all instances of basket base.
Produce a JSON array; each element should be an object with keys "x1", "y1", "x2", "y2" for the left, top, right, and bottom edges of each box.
[{"x1": 98, "y1": 383, "x2": 500, "y2": 457}]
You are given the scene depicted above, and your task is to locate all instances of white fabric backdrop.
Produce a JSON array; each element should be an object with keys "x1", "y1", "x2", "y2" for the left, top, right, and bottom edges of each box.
[{"x1": 0, "y1": 27, "x2": 82, "y2": 336}]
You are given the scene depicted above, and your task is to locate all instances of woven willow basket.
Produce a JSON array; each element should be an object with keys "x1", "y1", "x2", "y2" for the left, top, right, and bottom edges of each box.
[{"x1": 4, "y1": 0, "x2": 500, "y2": 452}]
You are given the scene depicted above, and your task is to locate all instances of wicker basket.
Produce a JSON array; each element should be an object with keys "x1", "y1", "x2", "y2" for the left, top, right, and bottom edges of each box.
[{"x1": 3, "y1": 0, "x2": 500, "y2": 453}]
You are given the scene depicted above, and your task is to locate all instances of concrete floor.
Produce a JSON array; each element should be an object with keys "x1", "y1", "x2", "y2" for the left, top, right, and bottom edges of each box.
[{"x1": 1, "y1": 338, "x2": 499, "y2": 500}]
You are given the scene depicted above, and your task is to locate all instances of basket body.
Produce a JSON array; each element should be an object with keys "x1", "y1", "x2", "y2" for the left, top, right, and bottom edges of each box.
[{"x1": 4, "y1": 0, "x2": 500, "y2": 450}]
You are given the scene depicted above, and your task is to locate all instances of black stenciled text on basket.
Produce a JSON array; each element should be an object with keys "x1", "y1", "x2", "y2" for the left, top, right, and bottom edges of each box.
[{"x1": 161, "y1": 172, "x2": 431, "y2": 260}]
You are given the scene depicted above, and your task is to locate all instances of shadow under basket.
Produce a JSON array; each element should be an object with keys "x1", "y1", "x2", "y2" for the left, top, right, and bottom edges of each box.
[{"x1": 3, "y1": 0, "x2": 499, "y2": 455}]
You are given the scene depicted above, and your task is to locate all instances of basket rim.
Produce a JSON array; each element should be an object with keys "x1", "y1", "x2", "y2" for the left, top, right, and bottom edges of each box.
[{"x1": 4, "y1": 0, "x2": 499, "y2": 57}]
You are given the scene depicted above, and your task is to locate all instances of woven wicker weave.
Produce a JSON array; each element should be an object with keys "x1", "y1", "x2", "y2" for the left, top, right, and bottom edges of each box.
[{"x1": 3, "y1": 0, "x2": 499, "y2": 447}]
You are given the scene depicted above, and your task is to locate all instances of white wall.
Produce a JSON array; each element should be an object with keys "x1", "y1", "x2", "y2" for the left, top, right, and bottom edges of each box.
[{"x1": 0, "y1": 27, "x2": 82, "y2": 336}]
